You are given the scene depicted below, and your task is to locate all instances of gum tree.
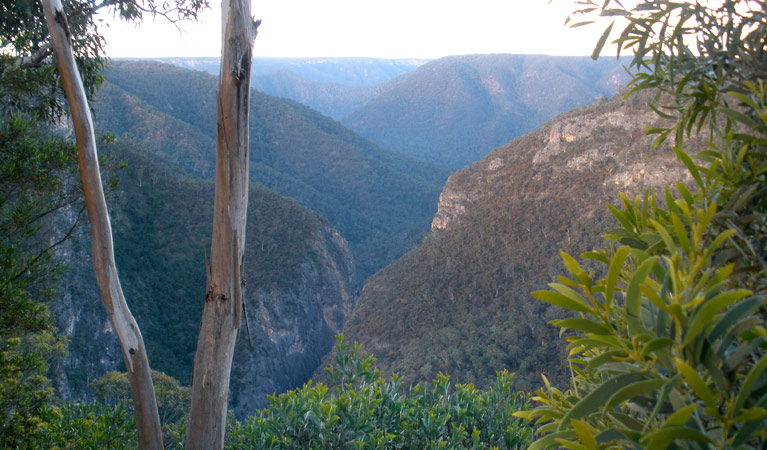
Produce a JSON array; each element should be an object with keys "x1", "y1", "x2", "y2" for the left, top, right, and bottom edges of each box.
[{"x1": 39, "y1": 0, "x2": 258, "y2": 448}]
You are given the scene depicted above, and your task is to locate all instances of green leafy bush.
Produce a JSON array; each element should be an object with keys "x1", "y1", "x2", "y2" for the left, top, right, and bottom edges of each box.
[
  {"x1": 32, "y1": 402, "x2": 136, "y2": 450},
  {"x1": 228, "y1": 337, "x2": 533, "y2": 449},
  {"x1": 518, "y1": 1, "x2": 767, "y2": 448}
]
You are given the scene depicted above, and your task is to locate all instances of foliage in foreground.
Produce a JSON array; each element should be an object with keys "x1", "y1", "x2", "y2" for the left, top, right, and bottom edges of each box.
[
  {"x1": 0, "y1": 116, "x2": 76, "y2": 448},
  {"x1": 519, "y1": 0, "x2": 767, "y2": 448},
  {"x1": 227, "y1": 337, "x2": 533, "y2": 449}
]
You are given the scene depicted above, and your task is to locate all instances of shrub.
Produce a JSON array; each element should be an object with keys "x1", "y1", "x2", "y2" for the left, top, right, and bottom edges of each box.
[{"x1": 228, "y1": 337, "x2": 533, "y2": 449}]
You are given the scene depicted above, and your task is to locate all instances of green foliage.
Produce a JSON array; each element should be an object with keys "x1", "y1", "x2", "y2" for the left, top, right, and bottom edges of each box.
[
  {"x1": 521, "y1": 1, "x2": 767, "y2": 448},
  {"x1": 227, "y1": 337, "x2": 533, "y2": 449},
  {"x1": 90, "y1": 369, "x2": 192, "y2": 448},
  {"x1": 0, "y1": 116, "x2": 73, "y2": 448},
  {"x1": 1, "y1": 0, "x2": 208, "y2": 120},
  {"x1": 32, "y1": 402, "x2": 137, "y2": 450}
]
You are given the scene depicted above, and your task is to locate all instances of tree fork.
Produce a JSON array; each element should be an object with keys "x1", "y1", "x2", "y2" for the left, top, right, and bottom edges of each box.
[
  {"x1": 185, "y1": 0, "x2": 258, "y2": 448},
  {"x1": 40, "y1": 1, "x2": 164, "y2": 449}
]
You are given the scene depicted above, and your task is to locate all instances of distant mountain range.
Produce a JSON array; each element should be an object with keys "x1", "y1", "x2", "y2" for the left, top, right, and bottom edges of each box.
[
  {"x1": 344, "y1": 54, "x2": 631, "y2": 168},
  {"x1": 156, "y1": 54, "x2": 631, "y2": 168},
  {"x1": 158, "y1": 56, "x2": 428, "y2": 86}
]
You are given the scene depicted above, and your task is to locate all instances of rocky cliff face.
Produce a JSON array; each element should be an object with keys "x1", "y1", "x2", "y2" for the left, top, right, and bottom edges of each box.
[
  {"x1": 340, "y1": 91, "x2": 695, "y2": 392},
  {"x1": 230, "y1": 222, "x2": 356, "y2": 415},
  {"x1": 51, "y1": 146, "x2": 358, "y2": 417},
  {"x1": 432, "y1": 92, "x2": 691, "y2": 232}
]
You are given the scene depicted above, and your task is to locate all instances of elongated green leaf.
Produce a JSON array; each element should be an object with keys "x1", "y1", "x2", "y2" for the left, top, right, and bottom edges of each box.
[
  {"x1": 670, "y1": 213, "x2": 690, "y2": 256},
  {"x1": 649, "y1": 219, "x2": 676, "y2": 253},
  {"x1": 571, "y1": 420, "x2": 598, "y2": 450},
  {"x1": 605, "y1": 247, "x2": 630, "y2": 307},
  {"x1": 586, "y1": 349, "x2": 624, "y2": 371},
  {"x1": 733, "y1": 352, "x2": 767, "y2": 415},
  {"x1": 732, "y1": 392, "x2": 767, "y2": 446},
  {"x1": 550, "y1": 283, "x2": 593, "y2": 309},
  {"x1": 557, "y1": 373, "x2": 645, "y2": 431},
  {"x1": 640, "y1": 337, "x2": 674, "y2": 359},
  {"x1": 529, "y1": 431, "x2": 577, "y2": 450},
  {"x1": 707, "y1": 228, "x2": 736, "y2": 257},
  {"x1": 592, "y1": 21, "x2": 615, "y2": 60},
  {"x1": 727, "y1": 91, "x2": 759, "y2": 110},
  {"x1": 561, "y1": 251, "x2": 584, "y2": 278},
  {"x1": 675, "y1": 359, "x2": 716, "y2": 408},
  {"x1": 605, "y1": 378, "x2": 666, "y2": 410},
  {"x1": 608, "y1": 203, "x2": 637, "y2": 233},
  {"x1": 673, "y1": 146, "x2": 704, "y2": 189},
  {"x1": 581, "y1": 251, "x2": 609, "y2": 265},
  {"x1": 708, "y1": 296, "x2": 767, "y2": 341},
  {"x1": 606, "y1": 412, "x2": 645, "y2": 432},
  {"x1": 720, "y1": 107, "x2": 760, "y2": 129},
  {"x1": 533, "y1": 290, "x2": 593, "y2": 313},
  {"x1": 568, "y1": 336, "x2": 623, "y2": 352},
  {"x1": 570, "y1": 20, "x2": 596, "y2": 28},
  {"x1": 551, "y1": 318, "x2": 612, "y2": 335},
  {"x1": 685, "y1": 289, "x2": 752, "y2": 346},
  {"x1": 626, "y1": 256, "x2": 659, "y2": 318},
  {"x1": 675, "y1": 183, "x2": 694, "y2": 207},
  {"x1": 642, "y1": 426, "x2": 713, "y2": 446}
]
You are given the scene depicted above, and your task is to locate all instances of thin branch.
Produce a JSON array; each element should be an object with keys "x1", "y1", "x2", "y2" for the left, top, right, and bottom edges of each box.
[
  {"x1": 14, "y1": 43, "x2": 53, "y2": 69},
  {"x1": 5, "y1": 203, "x2": 85, "y2": 286}
]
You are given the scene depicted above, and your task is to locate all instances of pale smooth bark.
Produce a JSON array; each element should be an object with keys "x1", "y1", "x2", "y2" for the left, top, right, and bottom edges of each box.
[
  {"x1": 41, "y1": 1, "x2": 164, "y2": 449},
  {"x1": 185, "y1": 0, "x2": 258, "y2": 448}
]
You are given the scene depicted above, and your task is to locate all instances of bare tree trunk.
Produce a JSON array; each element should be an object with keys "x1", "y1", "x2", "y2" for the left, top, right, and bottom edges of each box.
[
  {"x1": 185, "y1": 1, "x2": 258, "y2": 448},
  {"x1": 40, "y1": 1, "x2": 164, "y2": 449}
]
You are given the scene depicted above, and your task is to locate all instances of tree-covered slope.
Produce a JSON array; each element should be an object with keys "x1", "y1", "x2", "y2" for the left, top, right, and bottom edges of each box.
[
  {"x1": 337, "y1": 91, "x2": 694, "y2": 392},
  {"x1": 55, "y1": 143, "x2": 358, "y2": 414},
  {"x1": 343, "y1": 54, "x2": 630, "y2": 168},
  {"x1": 252, "y1": 69, "x2": 383, "y2": 120},
  {"x1": 94, "y1": 60, "x2": 451, "y2": 279}
]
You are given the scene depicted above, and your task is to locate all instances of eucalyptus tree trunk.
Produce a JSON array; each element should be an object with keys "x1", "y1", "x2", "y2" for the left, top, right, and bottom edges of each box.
[
  {"x1": 40, "y1": 1, "x2": 164, "y2": 449},
  {"x1": 185, "y1": 1, "x2": 258, "y2": 448}
]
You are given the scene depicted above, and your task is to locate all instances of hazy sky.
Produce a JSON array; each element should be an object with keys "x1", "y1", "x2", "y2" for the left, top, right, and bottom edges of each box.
[{"x1": 98, "y1": 0, "x2": 616, "y2": 59}]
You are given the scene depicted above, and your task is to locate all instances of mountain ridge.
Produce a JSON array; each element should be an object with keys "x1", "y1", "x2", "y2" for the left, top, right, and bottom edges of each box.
[
  {"x1": 344, "y1": 54, "x2": 632, "y2": 168},
  {"x1": 95, "y1": 60, "x2": 451, "y2": 279},
  {"x1": 334, "y1": 90, "x2": 691, "y2": 392}
]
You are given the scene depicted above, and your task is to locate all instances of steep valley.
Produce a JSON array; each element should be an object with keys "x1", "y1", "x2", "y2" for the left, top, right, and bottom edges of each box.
[
  {"x1": 336, "y1": 91, "x2": 692, "y2": 392},
  {"x1": 47, "y1": 59, "x2": 684, "y2": 416},
  {"x1": 53, "y1": 145, "x2": 358, "y2": 415}
]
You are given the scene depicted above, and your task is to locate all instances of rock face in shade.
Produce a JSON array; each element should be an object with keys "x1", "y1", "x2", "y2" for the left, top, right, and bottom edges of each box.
[
  {"x1": 230, "y1": 221, "x2": 357, "y2": 414},
  {"x1": 51, "y1": 146, "x2": 358, "y2": 417},
  {"x1": 336, "y1": 90, "x2": 693, "y2": 393}
]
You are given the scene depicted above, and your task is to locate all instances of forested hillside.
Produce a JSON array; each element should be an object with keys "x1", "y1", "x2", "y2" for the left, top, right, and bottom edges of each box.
[
  {"x1": 344, "y1": 54, "x2": 630, "y2": 168},
  {"x1": 54, "y1": 143, "x2": 358, "y2": 414},
  {"x1": 337, "y1": 90, "x2": 693, "y2": 392},
  {"x1": 94, "y1": 61, "x2": 451, "y2": 279}
]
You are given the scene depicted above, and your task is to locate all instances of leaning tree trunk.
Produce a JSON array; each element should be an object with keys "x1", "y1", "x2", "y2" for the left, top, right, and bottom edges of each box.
[
  {"x1": 185, "y1": 1, "x2": 258, "y2": 448},
  {"x1": 41, "y1": 1, "x2": 164, "y2": 449}
]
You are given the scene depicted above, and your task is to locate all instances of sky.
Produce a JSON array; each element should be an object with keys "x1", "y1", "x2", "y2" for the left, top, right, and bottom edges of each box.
[{"x1": 97, "y1": 0, "x2": 617, "y2": 59}]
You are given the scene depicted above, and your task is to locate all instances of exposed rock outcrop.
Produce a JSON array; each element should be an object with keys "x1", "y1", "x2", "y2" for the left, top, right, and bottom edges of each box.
[
  {"x1": 343, "y1": 91, "x2": 695, "y2": 392},
  {"x1": 51, "y1": 147, "x2": 358, "y2": 417}
]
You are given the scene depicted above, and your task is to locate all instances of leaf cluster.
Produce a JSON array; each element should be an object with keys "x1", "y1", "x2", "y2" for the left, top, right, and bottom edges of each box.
[
  {"x1": 227, "y1": 337, "x2": 533, "y2": 450},
  {"x1": 1, "y1": 0, "x2": 208, "y2": 121},
  {"x1": 522, "y1": 1, "x2": 767, "y2": 447}
]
